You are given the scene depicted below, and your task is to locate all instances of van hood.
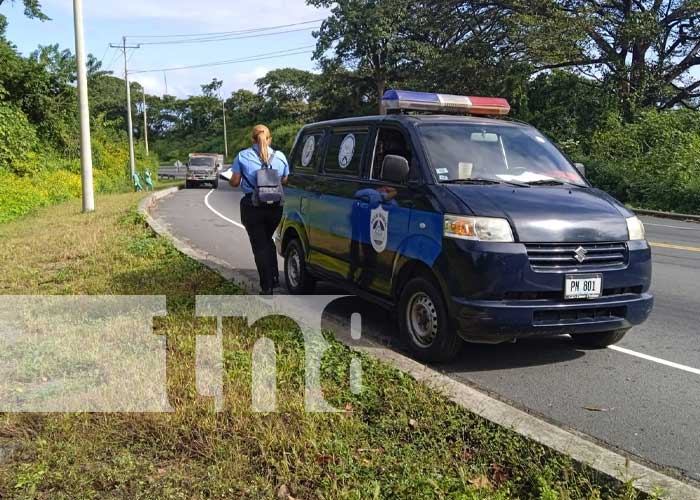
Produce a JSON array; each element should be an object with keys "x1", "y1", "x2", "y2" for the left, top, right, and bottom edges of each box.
[{"x1": 444, "y1": 185, "x2": 630, "y2": 243}]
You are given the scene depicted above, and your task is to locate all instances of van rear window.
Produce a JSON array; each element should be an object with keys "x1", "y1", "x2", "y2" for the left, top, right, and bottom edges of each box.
[
  {"x1": 324, "y1": 131, "x2": 369, "y2": 176},
  {"x1": 293, "y1": 133, "x2": 324, "y2": 172}
]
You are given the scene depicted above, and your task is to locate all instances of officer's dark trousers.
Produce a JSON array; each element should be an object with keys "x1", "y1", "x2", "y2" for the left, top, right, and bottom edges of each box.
[{"x1": 240, "y1": 194, "x2": 282, "y2": 291}]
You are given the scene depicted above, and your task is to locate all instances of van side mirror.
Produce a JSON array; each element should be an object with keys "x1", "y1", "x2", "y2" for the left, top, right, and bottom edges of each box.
[
  {"x1": 381, "y1": 155, "x2": 410, "y2": 184},
  {"x1": 574, "y1": 162, "x2": 586, "y2": 177}
]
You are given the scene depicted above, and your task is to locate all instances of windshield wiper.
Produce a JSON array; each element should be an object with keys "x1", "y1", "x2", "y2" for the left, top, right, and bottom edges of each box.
[
  {"x1": 442, "y1": 178, "x2": 529, "y2": 187},
  {"x1": 526, "y1": 179, "x2": 583, "y2": 187},
  {"x1": 441, "y1": 178, "x2": 501, "y2": 185}
]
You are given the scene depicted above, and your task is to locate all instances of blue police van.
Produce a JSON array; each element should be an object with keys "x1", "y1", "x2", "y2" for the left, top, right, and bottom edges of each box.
[{"x1": 275, "y1": 90, "x2": 653, "y2": 362}]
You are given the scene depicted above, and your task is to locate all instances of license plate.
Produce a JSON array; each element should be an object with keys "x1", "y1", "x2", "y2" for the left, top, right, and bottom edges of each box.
[{"x1": 565, "y1": 274, "x2": 602, "y2": 300}]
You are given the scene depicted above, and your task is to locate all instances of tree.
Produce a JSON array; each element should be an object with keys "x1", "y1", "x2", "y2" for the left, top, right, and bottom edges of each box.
[
  {"x1": 308, "y1": 0, "x2": 524, "y2": 111},
  {"x1": 308, "y1": 0, "x2": 416, "y2": 112},
  {"x1": 309, "y1": 59, "x2": 375, "y2": 119},
  {"x1": 30, "y1": 44, "x2": 75, "y2": 85},
  {"x1": 0, "y1": 0, "x2": 49, "y2": 21},
  {"x1": 513, "y1": 0, "x2": 700, "y2": 113},
  {"x1": 201, "y1": 78, "x2": 223, "y2": 98},
  {"x1": 255, "y1": 68, "x2": 319, "y2": 122},
  {"x1": 226, "y1": 89, "x2": 266, "y2": 128}
]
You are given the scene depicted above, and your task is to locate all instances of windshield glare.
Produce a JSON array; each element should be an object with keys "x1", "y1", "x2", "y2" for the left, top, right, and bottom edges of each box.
[
  {"x1": 418, "y1": 124, "x2": 585, "y2": 186},
  {"x1": 190, "y1": 157, "x2": 215, "y2": 167}
]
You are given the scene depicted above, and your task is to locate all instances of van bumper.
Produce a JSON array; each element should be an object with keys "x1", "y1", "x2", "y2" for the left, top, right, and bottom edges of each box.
[
  {"x1": 450, "y1": 293, "x2": 653, "y2": 343},
  {"x1": 435, "y1": 239, "x2": 654, "y2": 343}
]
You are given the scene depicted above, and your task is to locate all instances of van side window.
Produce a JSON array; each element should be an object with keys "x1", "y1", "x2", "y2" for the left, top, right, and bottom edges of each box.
[
  {"x1": 371, "y1": 128, "x2": 413, "y2": 182},
  {"x1": 292, "y1": 132, "x2": 324, "y2": 173},
  {"x1": 324, "y1": 130, "x2": 369, "y2": 176}
]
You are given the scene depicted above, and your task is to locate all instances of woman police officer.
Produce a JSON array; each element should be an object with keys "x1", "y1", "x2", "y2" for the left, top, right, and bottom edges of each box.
[{"x1": 229, "y1": 125, "x2": 289, "y2": 295}]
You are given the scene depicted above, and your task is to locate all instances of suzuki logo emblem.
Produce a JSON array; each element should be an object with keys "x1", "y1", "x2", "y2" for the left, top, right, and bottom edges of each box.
[{"x1": 574, "y1": 246, "x2": 588, "y2": 263}]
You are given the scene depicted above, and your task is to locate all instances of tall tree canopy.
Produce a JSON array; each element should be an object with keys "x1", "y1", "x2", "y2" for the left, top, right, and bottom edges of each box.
[
  {"x1": 514, "y1": 0, "x2": 700, "y2": 111},
  {"x1": 308, "y1": 0, "x2": 417, "y2": 112}
]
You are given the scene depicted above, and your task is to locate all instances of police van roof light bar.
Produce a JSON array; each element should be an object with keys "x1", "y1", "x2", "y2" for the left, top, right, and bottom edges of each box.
[{"x1": 382, "y1": 90, "x2": 511, "y2": 116}]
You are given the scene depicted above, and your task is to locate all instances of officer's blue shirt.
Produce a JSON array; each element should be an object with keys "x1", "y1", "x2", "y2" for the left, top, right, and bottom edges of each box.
[{"x1": 231, "y1": 145, "x2": 289, "y2": 194}]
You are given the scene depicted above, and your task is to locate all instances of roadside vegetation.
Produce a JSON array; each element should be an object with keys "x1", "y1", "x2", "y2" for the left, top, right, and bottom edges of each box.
[
  {"x1": 0, "y1": 191, "x2": 646, "y2": 499},
  {"x1": 0, "y1": 12, "x2": 156, "y2": 224},
  {"x1": 1, "y1": 1, "x2": 699, "y2": 222}
]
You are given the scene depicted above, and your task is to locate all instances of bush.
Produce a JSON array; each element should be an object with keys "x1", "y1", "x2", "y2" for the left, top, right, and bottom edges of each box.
[
  {"x1": 0, "y1": 103, "x2": 39, "y2": 175},
  {"x1": 271, "y1": 122, "x2": 302, "y2": 157},
  {"x1": 0, "y1": 169, "x2": 82, "y2": 223},
  {"x1": 586, "y1": 110, "x2": 700, "y2": 213},
  {"x1": 0, "y1": 117, "x2": 155, "y2": 223}
]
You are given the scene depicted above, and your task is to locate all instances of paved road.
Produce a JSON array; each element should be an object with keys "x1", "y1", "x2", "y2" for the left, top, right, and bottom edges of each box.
[{"x1": 154, "y1": 183, "x2": 700, "y2": 483}]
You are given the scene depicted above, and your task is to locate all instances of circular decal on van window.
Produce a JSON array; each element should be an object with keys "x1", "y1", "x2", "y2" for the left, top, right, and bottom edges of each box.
[
  {"x1": 338, "y1": 134, "x2": 356, "y2": 169},
  {"x1": 301, "y1": 136, "x2": 315, "y2": 167}
]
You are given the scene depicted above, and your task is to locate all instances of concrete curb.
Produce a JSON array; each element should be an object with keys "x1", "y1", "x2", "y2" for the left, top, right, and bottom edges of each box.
[
  {"x1": 141, "y1": 189, "x2": 700, "y2": 500},
  {"x1": 633, "y1": 207, "x2": 700, "y2": 223}
]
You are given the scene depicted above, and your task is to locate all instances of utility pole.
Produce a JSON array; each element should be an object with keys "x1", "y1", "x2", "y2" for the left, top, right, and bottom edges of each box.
[
  {"x1": 142, "y1": 86, "x2": 149, "y2": 156},
  {"x1": 222, "y1": 98, "x2": 228, "y2": 159},
  {"x1": 72, "y1": 0, "x2": 94, "y2": 213},
  {"x1": 110, "y1": 38, "x2": 140, "y2": 177},
  {"x1": 163, "y1": 72, "x2": 168, "y2": 95}
]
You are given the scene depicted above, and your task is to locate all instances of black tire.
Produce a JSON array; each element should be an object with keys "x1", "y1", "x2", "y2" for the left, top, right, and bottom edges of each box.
[
  {"x1": 185, "y1": 180, "x2": 192, "y2": 189},
  {"x1": 284, "y1": 239, "x2": 316, "y2": 294},
  {"x1": 398, "y1": 275, "x2": 461, "y2": 363},
  {"x1": 571, "y1": 329, "x2": 628, "y2": 348},
  {"x1": 213, "y1": 179, "x2": 219, "y2": 189}
]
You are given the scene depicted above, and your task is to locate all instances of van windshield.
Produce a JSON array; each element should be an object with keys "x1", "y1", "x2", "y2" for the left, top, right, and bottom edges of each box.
[{"x1": 418, "y1": 124, "x2": 585, "y2": 187}]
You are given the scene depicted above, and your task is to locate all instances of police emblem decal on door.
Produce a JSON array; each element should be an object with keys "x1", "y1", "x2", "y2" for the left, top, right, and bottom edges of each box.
[{"x1": 370, "y1": 206, "x2": 389, "y2": 253}]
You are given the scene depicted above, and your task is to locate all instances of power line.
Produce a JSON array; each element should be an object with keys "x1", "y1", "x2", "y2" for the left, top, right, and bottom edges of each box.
[
  {"x1": 126, "y1": 18, "x2": 324, "y2": 39},
  {"x1": 125, "y1": 47, "x2": 137, "y2": 66},
  {"x1": 97, "y1": 43, "x2": 111, "y2": 66},
  {"x1": 104, "y1": 47, "x2": 121, "y2": 73},
  {"x1": 136, "y1": 26, "x2": 319, "y2": 46},
  {"x1": 130, "y1": 46, "x2": 315, "y2": 74}
]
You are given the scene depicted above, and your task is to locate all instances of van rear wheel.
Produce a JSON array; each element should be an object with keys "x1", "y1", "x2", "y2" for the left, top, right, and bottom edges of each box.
[
  {"x1": 571, "y1": 329, "x2": 628, "y2": 348},
  {"x1": 398, "y1": 276, "x2": 461, "y2": 363},
  {"x1": 284, "y1": 239, "x2": 316, "y2": 294}
]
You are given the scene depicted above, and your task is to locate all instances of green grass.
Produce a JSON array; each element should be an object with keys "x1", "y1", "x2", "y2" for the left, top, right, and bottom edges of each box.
[{"x1": 0, "y1": 192, "x2": 643, "y2": 499}]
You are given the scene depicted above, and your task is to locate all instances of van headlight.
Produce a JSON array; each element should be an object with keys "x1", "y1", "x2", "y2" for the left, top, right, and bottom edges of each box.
[
  {"x1": 626, "y1": 216, "x2": 646, "y2": 241},
  {"x1": 444, "y1": 215, "x2": 514, "y2": 242}
]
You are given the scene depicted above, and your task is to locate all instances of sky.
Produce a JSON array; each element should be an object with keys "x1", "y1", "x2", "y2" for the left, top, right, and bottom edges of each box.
[{"x1": 2, "y1": 0, "x2": 330, "y2": 98}]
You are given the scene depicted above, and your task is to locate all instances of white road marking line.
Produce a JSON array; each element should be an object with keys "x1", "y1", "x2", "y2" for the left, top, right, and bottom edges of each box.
[
  {"x1": 204, "y1": 189, "x2": 245, "y2": 229},
  {"x1": 645, "y1": 222, "x2": 700, "y2": 231},
  {"x1": 608, "y1": 345, "x2": 700, "y2": 376}
]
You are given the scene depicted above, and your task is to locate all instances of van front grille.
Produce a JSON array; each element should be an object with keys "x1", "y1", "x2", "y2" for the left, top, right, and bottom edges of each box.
[{"x1": 525, "y1": 242, "x2": 628, "y2": 271}]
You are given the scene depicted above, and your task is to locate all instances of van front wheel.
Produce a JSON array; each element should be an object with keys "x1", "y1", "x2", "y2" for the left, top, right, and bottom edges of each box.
[
  {"x1": 571, "y1": 329, "x2": 628, "y2": 348},
  {"x1": 398, "y1": 276, "x2": 461, "y2": 363},
  {"x1": 284, "y1": 239, "x2": 316, "y2": 294}
]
